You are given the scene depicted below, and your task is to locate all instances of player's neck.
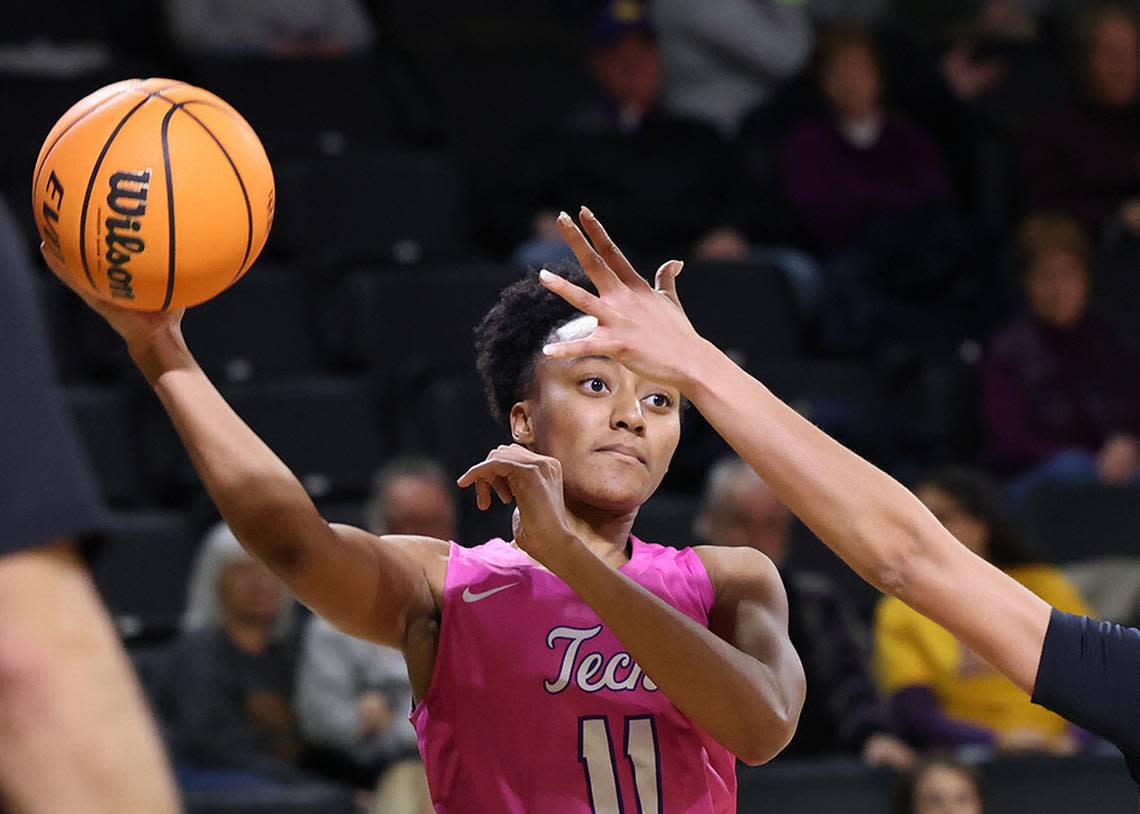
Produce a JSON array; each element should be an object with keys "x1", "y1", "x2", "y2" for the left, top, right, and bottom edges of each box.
[{"x1": 566, "y1": 500, "x2": 638, "y2": 567}]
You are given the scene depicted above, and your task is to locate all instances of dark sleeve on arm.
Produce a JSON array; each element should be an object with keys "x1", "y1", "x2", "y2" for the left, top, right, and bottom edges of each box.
[
  {"x1": 1033, "y1": 609, "x2": 1140, "y2": 782},
  {"x1": 0, "y1": 196, "x2": 105, "y2": 554}
]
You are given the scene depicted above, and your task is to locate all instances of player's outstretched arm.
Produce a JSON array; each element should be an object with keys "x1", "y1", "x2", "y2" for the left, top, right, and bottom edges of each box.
[
  {"x1": 42, "y1": 248, "x2": 440, "y2": 648},
  {"x1": 540, "y1": 211, "x2": 1052, "y2": 696}
]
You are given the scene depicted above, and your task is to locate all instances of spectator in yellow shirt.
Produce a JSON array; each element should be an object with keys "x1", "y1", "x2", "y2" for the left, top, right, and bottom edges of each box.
[{"x1": 874, "y1": 467, "x2": 1092, "y2": 753}]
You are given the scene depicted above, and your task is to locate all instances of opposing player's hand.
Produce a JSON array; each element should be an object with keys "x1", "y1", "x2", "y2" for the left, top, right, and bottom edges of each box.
[
  {"x1": 457, "y1": 444, "x2": 584, "y2": 567},
  {"x1": 538, "y1": 208, "x2": 706, "y2": 391},
  {"x1": 40, "y1": 242, "x2": 184, "y2": 353}
]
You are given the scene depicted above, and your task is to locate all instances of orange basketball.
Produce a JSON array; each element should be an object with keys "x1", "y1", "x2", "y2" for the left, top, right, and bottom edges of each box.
[{"x1": 32, "y1": 78, "x2": 274, "y2": 311}]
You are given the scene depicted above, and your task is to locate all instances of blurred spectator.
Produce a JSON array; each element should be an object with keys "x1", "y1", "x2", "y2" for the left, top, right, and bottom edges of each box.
[
  {"x1": 695, "y1": 458, "x2": 915, "y2": 770},
  {"x1": 782, "y1": 26, "x2": 953, "y2": 251},
  {"x1": 296, "y1": 457, "x2": 446, "y2": 802},
  {"x1": 892, "y1": 757, "x2": 985, "y2": 814},
  {"x1": 514, "y1": 0, "x2": 745, "y2": 269},
  {"x1": 982, "y1": 214, "x2": 1140, "y2": 500},
  {"x1": 875, "y1": 467, "x2": 1093, "y2": 752},
  {"x1": 164, "y1": 0, "x2": 376, "y2": 59},
  {"x1": 780, "y1": 25, "x2": 975, "y2": 351},
  {"x1": 652, "y1": 0, "x2": 813, "y2": 137},
  {"x1": 1022, "y1": 2, "x2": 1140, "y2": 240},
  {"x1": 159, "y1": 523, "x2": 305, "y2": 784}
]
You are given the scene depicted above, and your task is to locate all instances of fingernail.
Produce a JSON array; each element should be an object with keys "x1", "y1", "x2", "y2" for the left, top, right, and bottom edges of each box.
[
  {"x1": 581, "y1": 205, "x2": 595, "y2": 219},
  {"x1": 539, "y1": 269, "x2": 555, "y2": 283},
  {"x1": 542, "y1": 344, "x2": 556, "y2": 356},
  {"x1": 557, "y1": 211, "x2": 571, "y2": 223}
]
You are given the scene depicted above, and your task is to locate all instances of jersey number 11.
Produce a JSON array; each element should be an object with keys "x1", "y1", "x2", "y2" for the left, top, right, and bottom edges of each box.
[{"x1": 579, "y1": 715, "x2": 661, "y2": 814}]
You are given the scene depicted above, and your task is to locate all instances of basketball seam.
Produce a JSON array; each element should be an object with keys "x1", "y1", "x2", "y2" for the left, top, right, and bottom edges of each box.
[
  {"x1": 175, "y1": 105, "x2": 254, "y2": 281},
  {"x1": 35, "y1": 83, "x2": 181, "y2": 195},
  {"x1": 160, "y1": 105, "x2": 178, "y2": 311},
  {"x1": 77, "y1": 94, "x2": 158, "y2": 292}
]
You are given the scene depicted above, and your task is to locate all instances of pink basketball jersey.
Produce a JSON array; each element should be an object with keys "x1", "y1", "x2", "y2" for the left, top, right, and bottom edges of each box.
[{"x1": 411, "y1": 536, "x2": 738, "y2": 813}]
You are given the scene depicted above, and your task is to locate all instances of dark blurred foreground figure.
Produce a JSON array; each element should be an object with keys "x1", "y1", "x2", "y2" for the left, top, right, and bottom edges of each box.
[
  {"x1": 0, "y1": 194, "x2": 180, "y2": 813},
  {"x1": 696, "y1": 457, "x2": 915, "y2": 770},
  {"x1": 982, "y1": 213, "x2": 1140, "y2": 501}
]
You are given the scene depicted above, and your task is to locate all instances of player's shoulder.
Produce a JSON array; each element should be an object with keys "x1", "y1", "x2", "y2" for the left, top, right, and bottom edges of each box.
[{"x1": 692, "y1": 544, "x2": 782, "y2": 600}]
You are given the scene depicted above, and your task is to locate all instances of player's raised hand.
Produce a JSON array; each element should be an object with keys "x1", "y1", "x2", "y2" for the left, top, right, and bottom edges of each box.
[
  {"x1": 539, "y1": 208, "x2": 706, "y2": 391},
  {"x1": 457, "y1": 444, "x2": 585, "y2": 567},
  {"x1": 40, "y1": 243, "x2": 184, "y2": 353}
]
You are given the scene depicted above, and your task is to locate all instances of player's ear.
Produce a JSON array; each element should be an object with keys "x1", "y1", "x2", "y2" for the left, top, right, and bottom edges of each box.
[{"x1": 509, "y1": 402, "x2": 536, "y2": 446}]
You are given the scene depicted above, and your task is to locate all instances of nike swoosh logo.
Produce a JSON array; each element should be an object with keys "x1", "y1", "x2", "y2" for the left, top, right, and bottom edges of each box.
[{"x1": 462, "y1": 582, "x2": 521, "y2": 603}]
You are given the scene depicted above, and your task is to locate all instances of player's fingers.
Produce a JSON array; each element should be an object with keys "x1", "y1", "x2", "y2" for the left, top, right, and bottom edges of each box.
[
  {"x1": 654, "y1": 260, "x2": 684, "y2": 307},
  {"x1": 475, "y1": 479, "x2": 492, "y2": 511},
  {"x1": 490, "y1": 476, "x2": 514, "y2": 504},
  {"x1": 579, "y1": 207, "x2": 648, "y2": 290},
  {"x1": 555, "y1": 211, "x2": 623, "y2": 294},
  {"x1": 538, "y1": 269, "x2": 617, "y2": 322}
]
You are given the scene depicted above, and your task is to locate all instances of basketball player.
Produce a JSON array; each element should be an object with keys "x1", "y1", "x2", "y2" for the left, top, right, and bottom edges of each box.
[
  {"x1": 0, "y1": 194, "x2": 179, "y2": 814},
  {"x1": 41, "y1": 233, "x2": 806, "y2": 809},
  {"x1": 539, "y1": 208, "x2": 1140, "y2": 797}
]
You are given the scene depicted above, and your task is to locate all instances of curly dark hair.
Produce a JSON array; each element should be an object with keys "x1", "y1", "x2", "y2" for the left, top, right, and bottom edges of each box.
[{"x1": 474, "y1": 263, "x2": 597, "y2": 424}]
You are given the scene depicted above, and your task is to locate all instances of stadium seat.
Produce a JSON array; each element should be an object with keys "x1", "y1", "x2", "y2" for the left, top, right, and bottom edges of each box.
[
  {"x1": 675, "y1": 262, "x2": 804, "y2": 370},
  {"x1": 394, "y1": 365, "x2": 506, "y2": 478},
  {"x1": 144, "y1": 376, "x2": 384, "y2": 499},
  {"x1": 323, "y1": 263, "x2": 520, "y2": 374},
  {"x1": 1017, "y1": 484, "x2": 1140, "y2": 563},
  {"x1": 220, "y1": 377, "x2": 384, "y2": 498},
  {"x1": 182, "y1": 265, "x2": 323, "y2": 383},
  {"x1": 88, "y1": 509, "x2": 194, "y2": 636},
  {"x1": 270, "y1": 149, "x2": 468, "y2": 266},
  {"x1": 183, "y1": 58, "x2": 398, "y2": 157},
  {"x1": 65, "y1": 383, "x2": 146, "y2": 505}
]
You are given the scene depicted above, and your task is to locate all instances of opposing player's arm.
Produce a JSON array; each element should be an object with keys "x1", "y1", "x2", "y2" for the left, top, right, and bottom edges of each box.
[
  {"x1": 133, "y1": 333, "x2": 442, "y2": 646},
  {"x1": 683, "y1": 349, "x2": 1053, "y2": 694},
  {"x1": 541, "y1": 210, "x2": 1052, "y2": 696}
]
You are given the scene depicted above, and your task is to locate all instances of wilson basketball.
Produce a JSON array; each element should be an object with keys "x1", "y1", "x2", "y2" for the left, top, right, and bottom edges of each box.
[{"x1": 32, "y1": 78, "x2": 274, "y2": 311}]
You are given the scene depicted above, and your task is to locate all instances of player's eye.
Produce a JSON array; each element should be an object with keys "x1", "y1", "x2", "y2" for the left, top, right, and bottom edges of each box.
[
  {"x1": 581, "y1": 377, "x2": 609, "y2": 394},
  {"x1": 646, "y1": 393, "x2": 673, "y2": 409}
]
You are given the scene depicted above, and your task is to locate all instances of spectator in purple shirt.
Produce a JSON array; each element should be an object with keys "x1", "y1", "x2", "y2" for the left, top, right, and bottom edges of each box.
[
  {"x1": 1022, "y1": 3, "x2": 1140, "y2": 242},
  {"x1": 982, "y1": 213, "x2": 1140, "y2": 501},
  {"x1": 779, "y1": 25, "x2": 975, "y2": 352},
  {"x1": 781, "y1": 26, "x2": 953, "y2": 252}
]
